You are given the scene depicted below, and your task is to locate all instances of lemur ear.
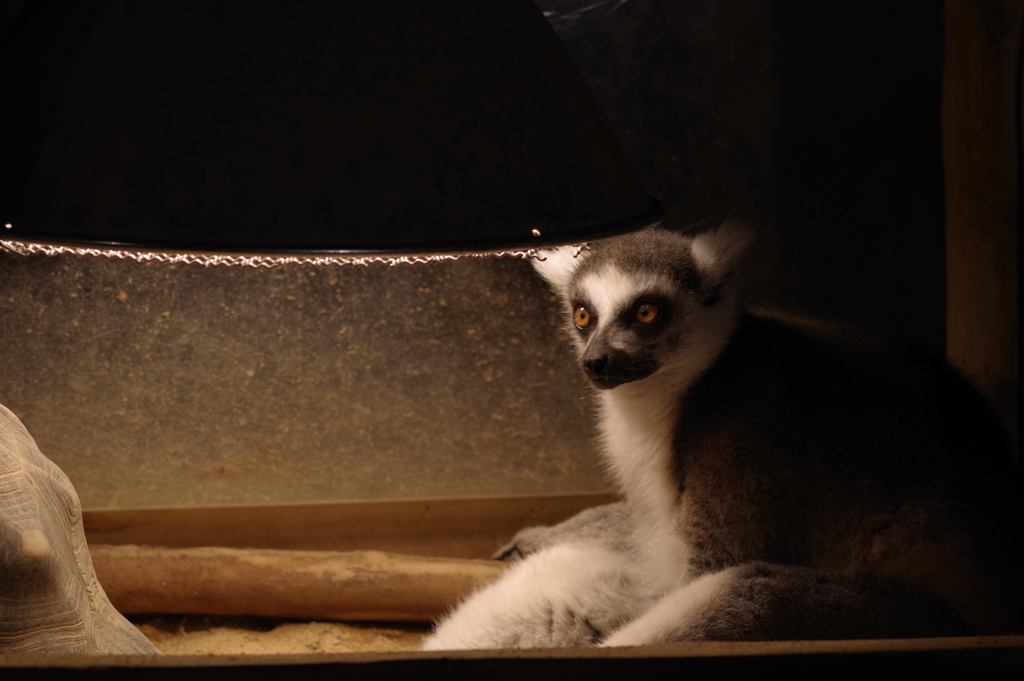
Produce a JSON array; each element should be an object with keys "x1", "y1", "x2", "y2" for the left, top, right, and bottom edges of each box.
[
  {"x1": 531, "y1": 246, "x2": 587, "y2": 293},
  {"x1": 690, "y1": 221, "x2": 755, "y2": 291}
]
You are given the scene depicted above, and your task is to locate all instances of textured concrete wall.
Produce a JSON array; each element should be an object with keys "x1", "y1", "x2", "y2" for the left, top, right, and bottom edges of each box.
[{"x1": 0, "y1": 254, "x2": 600, "y2": 509}]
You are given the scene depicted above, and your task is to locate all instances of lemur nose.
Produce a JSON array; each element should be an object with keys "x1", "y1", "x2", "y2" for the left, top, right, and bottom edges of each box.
[{"x1": 583, "y1": 356, "x2": 608, "y2": 379}]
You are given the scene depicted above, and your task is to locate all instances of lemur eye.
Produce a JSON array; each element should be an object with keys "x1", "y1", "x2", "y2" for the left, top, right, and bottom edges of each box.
[
  {"x1": 635, "y1": 303, "x2": 660, "y2": 324},
  {"x1": 574, "y1": 306, "x2": 592, "y2": 329}
]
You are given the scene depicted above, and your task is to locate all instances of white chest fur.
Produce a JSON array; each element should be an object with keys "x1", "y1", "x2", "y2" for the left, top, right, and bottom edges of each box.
[{"x1": 598, "y1": 381, "x2": 692, "y2": 593}]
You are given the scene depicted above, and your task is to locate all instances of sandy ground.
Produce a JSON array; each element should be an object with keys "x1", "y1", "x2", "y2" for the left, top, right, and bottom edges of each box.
[{"x1": 131, "y1": 615, "x2": 429, "y2": 655}]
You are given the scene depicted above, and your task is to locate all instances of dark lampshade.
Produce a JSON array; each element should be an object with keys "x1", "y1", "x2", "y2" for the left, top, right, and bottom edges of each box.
[{"x1": 0, "y1": 0, "x2": 662, "y2": 258}]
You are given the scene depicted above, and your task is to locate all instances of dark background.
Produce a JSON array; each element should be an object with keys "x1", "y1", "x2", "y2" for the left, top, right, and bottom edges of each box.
[{"x1": 540, "y1": 0, "x2": 944, "y2": 349}]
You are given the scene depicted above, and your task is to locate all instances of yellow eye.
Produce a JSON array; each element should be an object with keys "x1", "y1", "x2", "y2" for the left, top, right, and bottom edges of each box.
[
  {"x1": 635, "y1": 303, "x2": 659, "y2": 324},
  {"x1": 574, "y1": 306, "x2": 592, "y2": 329}
]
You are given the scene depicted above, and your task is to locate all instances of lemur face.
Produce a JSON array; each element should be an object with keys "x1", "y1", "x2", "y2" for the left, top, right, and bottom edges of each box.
[
  {"x1": 567, "y1": 266, "x2": 688, "y2": 389},
  {"x1": 532, "y1": 225, "x2": 750, "y2": 391}
]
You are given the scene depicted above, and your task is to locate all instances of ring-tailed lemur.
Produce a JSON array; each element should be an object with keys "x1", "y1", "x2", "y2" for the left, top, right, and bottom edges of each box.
[{"x1": 423, "y1": 224, "x2": 1024, "y2": 649}]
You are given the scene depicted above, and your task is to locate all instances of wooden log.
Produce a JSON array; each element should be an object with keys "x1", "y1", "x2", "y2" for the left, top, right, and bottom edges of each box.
[
  {"x1": 0, "y1": 405, "x2": 159, "y2": 654},
  {"x1": 90, "y1": 544, "x2": 506, "y2": 622}
]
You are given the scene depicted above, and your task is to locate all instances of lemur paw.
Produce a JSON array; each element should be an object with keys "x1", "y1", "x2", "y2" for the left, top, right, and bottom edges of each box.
[
  {"x1": 424, "y1": 543, "x2": 644, "y2": 650},
  {"x1": 492, "y1": 503, "x2": 635, "y2": 561},
  {"x1": 492, "y1": 525, "x2": 556, "y2": 561}
]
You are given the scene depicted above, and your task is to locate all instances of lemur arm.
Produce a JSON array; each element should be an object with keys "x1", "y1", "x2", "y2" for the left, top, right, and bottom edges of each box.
[{"x1": 492, "y1": 502, "x2": 635, "y2": 561}]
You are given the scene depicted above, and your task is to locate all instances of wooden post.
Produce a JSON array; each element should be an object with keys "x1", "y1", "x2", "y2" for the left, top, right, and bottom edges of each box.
[{"x1": 943, "y1": 0, "x2": 1023, "y2": 459}]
